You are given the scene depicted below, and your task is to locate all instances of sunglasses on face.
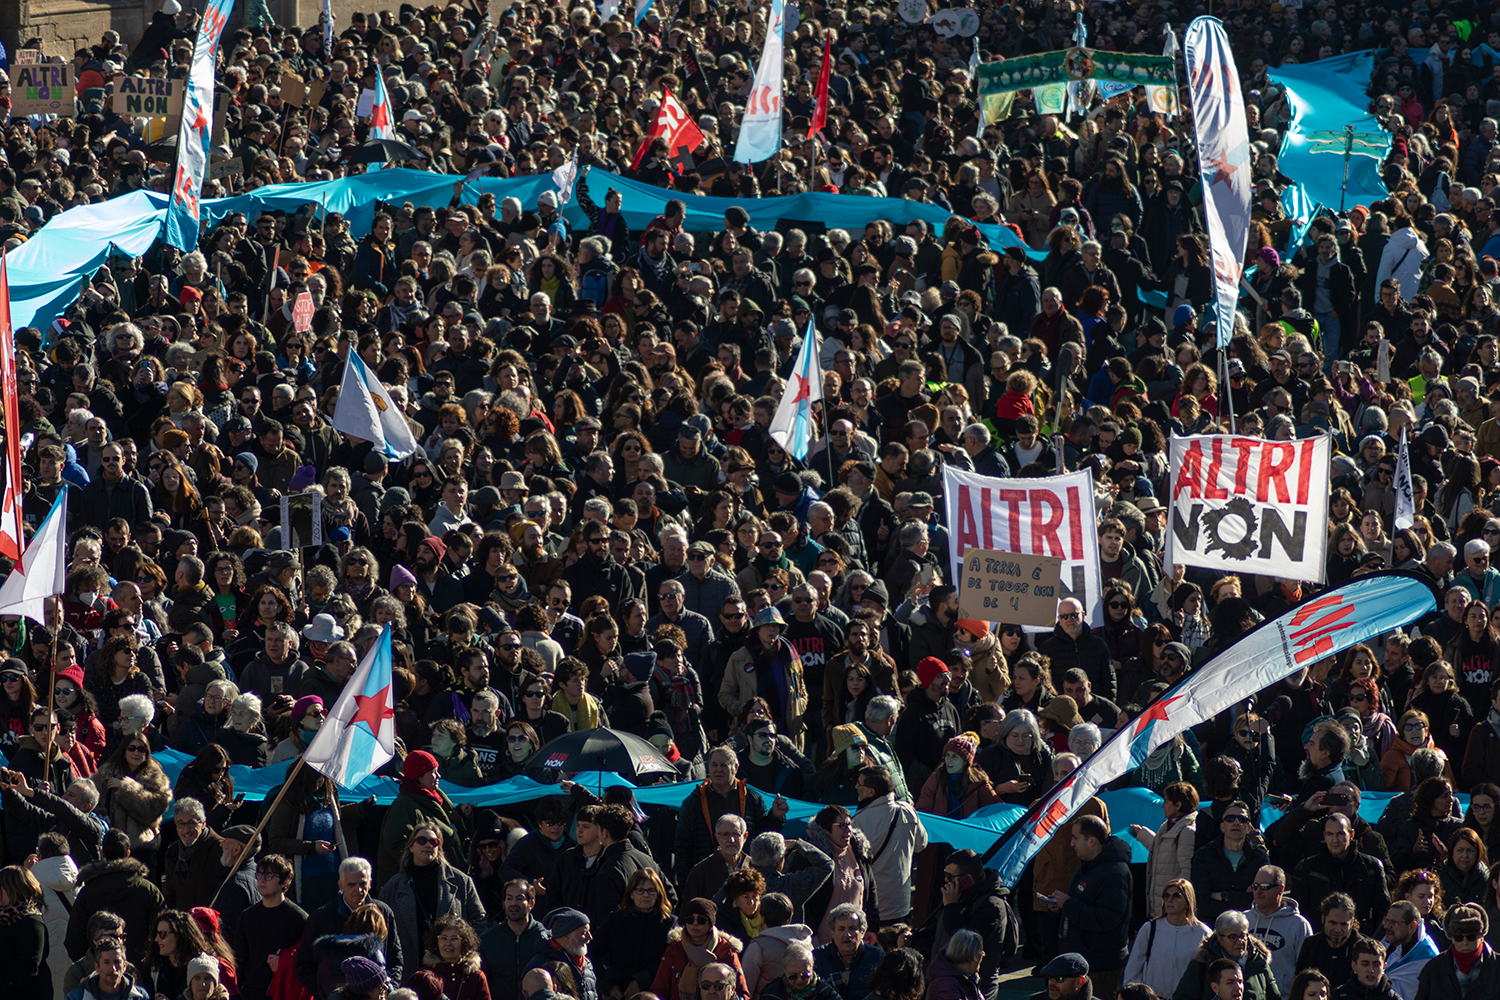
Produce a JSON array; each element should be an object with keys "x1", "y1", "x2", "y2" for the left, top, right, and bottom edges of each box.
[
  {"x1": 685, "y1": 916, "x2": 712, "y2": 926},
  {"x1": 413, "y1": 835, "x2": 441, "y2": 847}
]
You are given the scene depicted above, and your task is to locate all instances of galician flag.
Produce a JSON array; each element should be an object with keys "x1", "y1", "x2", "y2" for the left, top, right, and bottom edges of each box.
[
  {"x1": 0, "y1": 253, "x2": 25, "y2": 562},
  {"x1": 331, "y1": 349, "x2": 420, "y2": 460},
  {"x1": 1394, "y1": 427, "x2": 1415, "y2": 530},
  {"x1": 0, "y1": 490, "x2": 67, "y2": 624},
  {"x1": 734, "y1": 0, "x2": 786, "y2": 164},
  {"x1": 163, "y1": 0, "x2": 236, "y2": 252},
  {"x1": 369, "y1": 66, "x2": 394, "y2": 141},
  {"x1": 768, "y1": 318, "x2": 822, "y2": 462},
  {"x1": 304, "y1": 624, "x2": 397, "y2": 788},
  {"x1": 984, "y1": 573, "x2": 1437, "y2": 886}
]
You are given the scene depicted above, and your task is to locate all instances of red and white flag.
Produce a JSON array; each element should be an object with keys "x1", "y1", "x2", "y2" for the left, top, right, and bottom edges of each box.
[
  {"x1": 0, "y1": 254, "x2": 23, "y2": 563},
  {"x1": 0, "y1": 491, "x2": 66, "y2": 624},
  {"x1": 369, "y1": 65, "x2": 394, "y2": 141},
  {"x1": 811, "y1": 32, "x2": 832, "y2": 138},
  {"x1": 1184, "y1": 17, "x2": 1252, "y2": 346},
  {"x1": 631, "y1": 87, "x2": 706, "y2": 172}
]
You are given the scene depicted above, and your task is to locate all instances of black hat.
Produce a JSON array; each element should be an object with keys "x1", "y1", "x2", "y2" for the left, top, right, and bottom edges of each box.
[
  {"x1": 863, "y1": 580, "x2": 890, "y2": 607},
  {"x1": 1038, "y1": 954, "x2": 1089, "y2": 980},
  {"x1": 774, "y1": 472, "x2": 803, "y2": 495}
]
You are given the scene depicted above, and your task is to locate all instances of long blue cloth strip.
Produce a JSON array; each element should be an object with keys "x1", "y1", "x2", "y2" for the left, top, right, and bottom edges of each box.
[{"x1": 147, "y1": 747, "x2": 1446, "y2": 870}]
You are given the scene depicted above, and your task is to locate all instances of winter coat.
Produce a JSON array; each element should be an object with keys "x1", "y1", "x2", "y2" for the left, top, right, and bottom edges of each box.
[
  {"x1": 33, "y1": 854, "x2": 77, "y2": 991},
  {"x1": 1137, "y1": 814, "x2": 1197, "y2": 904},
  {"x1": 926, "y1": 867, "x2": 1018, "y2": 998},
  {"x1": 802, "y1": 821, "x2": 881, "y2": 941},
  {"x1": 649, "y1": 927, "x2": 747, "y2": 1000},
  {"x1": 924, "y1": 953, "x2": 982, "y2": 1000},
  {"x1": 1171, "y1": 935, "x2": 1278, "y2": 1000},
  {"x1": 556, "y1": 839, "x2": 674, "y2": 929},
  {"x1": 375, "y1": 788, "x2": 465, "y2": 888},
  {"x1": 1290, "y1": 844, "x2": 1391, "y2": 929},
  {"x1": 423, "y1": 952, "x2": 491, "y2": 1000},
  {"x1": 673, "y1": 779, "x2": 782, "y2": 882},
  {"x1": 1414, "y1": 945, "x2": 1500, "y2": 999},
  {"x1": 1036, "y1": 626, "x2": 1118, "y2": 702},
  {"x1": 812, "y1": 942, "x2": 884, "y2": 1000},
  {"x1": 1034, "y1": 797, "x2": 1109, "y2": 912},
  {"x1": 596, "y1": 907, "x2": 678, "y2": 995},
  {"x1": 476, "y1": 917, "x2": 544, "y2": 1000},
  {"x1": 849, "y1": 793, "x2": 927, "y2": 922},
  {"x1": 1122, "y1": 918, "x2": 1212, "y2": 999},
  {"x1": 721, "y1": 639, "x2": 809, "y2": 745},
  {"x1": 1191, "y1": 835, "x2": 1272, "y2": 924},
  {"x1": 378, "y1": 863, "x2": 487, "y2": 979},
  {"x1": 0, "y1": 903, "x2": 51, "y2": 1000},
  {"x1": 759, "y1": 974, "x2": 842, "y2": 1000},
  {"x1": 1463, "y1": 713, "x2": 1500, "y2": 789},
  {"x1": 1376, "y1": 227, "x2": 1429, "y2": 300},
  {"x1": 310, "y1": 932, "x2": 389, "y2": 999},
  {"x1": 162, "y1": 828, "x2": 224, "y2": 911},
  {"x1": 90, "y1": 758, "x2": 171, "y2": 851},
  {"x1": 741, "y1": 923, "x2": 813, "y2": 998},
  {"x1": 64, "y1": 857, "x2": 165, "y2": 964},
  {"x1": 297, "y1": 894, "x2": 403, "y2": 994},
  {"x1": 1058, "y1": 836, "x2": 1133, "y2": 971}
]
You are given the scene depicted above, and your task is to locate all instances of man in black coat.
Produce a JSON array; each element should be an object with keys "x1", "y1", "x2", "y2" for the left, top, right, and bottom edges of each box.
[
  {"x1": 605, "y1": 652, "x2": 656, "y2": 739},
  {"x1": 673, "y1": 745, "x2": 786, "y2": 882},
  {"x1": 924, "y1": 849, "x2": 1018, "y2": 999},
  {"x1": 0, "y1": 770, "x2": 105, "y2": 864},
  {"x1": 1190, "y1": 802, "x2": 1273, "y2": 924},
  {"x1": 1045, "y1": 815, "x2": 1131, "y2": 999},
  {"x1": 562, "y1": 521, "x2": 638, "y2": 608},
  {"x1": 1036, "y1": 600, "x2": 1117, "y2": 702},
  {"x1": 556, "y1": 804, "x2": 675, "y2": 928},
  {"x1": 1290, "y1": 813, "x2": 1391, "y2": 930},
  {"x1": 1294, "y1": 892, "x2": 1364, "y2": 991},
  {"x1": 295, "y1": 858, "x2": 404, "y2": 992},
  {"x1": 892, "y1": 656, "x2": 961, "y2": 793},
  {"x1": 75, "y1": 442, "x2": 152, "y2": 529},
  {"x1": 498, "y1": 796, "x2": 578, "y2": 917},
  {"x1": 995, "y1": 248, "x2": 1042, "y2": 341}
]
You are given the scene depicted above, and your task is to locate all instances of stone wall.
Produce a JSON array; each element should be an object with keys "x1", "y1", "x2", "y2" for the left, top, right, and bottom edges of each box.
[{"x1": 5, "y1": 0, "x2": 380, "y2": 66}]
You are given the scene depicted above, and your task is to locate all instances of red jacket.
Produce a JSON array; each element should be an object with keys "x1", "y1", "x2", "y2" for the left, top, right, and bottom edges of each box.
[{"x1": 649, "y1": 928, "x2": 748, "y2": 1000}]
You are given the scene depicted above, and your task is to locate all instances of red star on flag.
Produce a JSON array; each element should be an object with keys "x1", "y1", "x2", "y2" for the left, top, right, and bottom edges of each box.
[
  {"x1": 191, "y1": 105, "x2": 208, "y2": 133},
  {"x1": 788, "y1": 375, "x2": 811, "y2": 405},
  {"x1": 1131, "y1": 693, "x2": 1186, "y2": 737},
  {"x1": 348, "y1": 684, "x2": 394, "y2": 733},
  {"x1": 371, "y1": 102, "x2": 390, "y2": 129},
  {"x1": 1208, "y1": 149, "x2": 1241, "y2": 188}
]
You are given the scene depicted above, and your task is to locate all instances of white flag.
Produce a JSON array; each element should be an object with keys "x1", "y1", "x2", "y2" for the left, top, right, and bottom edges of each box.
[
  {"x1": 332, "y1": 350, "x2": 421, "y2": 460},
  {"x1": 734, "y1": 0, "x2": 786, "y2": 164},
  {"x1": 1184, "y1": 17, "x2": 1252, "y2": 347},
  {"x1": 552, "y1": 149, "x2": 580, "y2": 206},
  {"x1": 0, "y1": 491, "x2": 67, "y2": 624},
  {"x1": 1394, "y1": 427, "x2": 1415, "y2": 530}
]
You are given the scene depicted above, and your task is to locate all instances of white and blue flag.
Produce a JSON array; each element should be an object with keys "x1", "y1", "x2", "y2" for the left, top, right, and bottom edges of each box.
[
  {"x1": 332, "y1": 350, "x2": 420, "y2": 460},
  {"x1": 734, "y1": 0, "x2": 786, "y2": 164},
  {"x1": 304, "y1": 624, "x2": 397, "y2": 788},
  {"x1": 768, "y1": 318, "x2": 822, "y2": 461}
]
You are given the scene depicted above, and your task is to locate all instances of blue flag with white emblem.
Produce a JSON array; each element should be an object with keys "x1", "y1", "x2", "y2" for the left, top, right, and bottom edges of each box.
[{"x1": 331, "y1": 349, "x2": 420, "y2": 460}]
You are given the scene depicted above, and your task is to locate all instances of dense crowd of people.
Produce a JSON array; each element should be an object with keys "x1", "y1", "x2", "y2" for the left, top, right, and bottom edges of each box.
[{"x1": 9, "y1": 0, "x2": 1500, "y2": 999}]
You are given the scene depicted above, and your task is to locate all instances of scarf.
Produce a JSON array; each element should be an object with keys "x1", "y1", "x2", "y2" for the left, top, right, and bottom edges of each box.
[
  {"x1": 0, "y1": 901, "x2": 40, "y2": 926},
  {"x1": 554, "y1": 690, "x2": 601, "y2": 731},
  {"x1": 738, "y1": 909, "x2": 764, "y2": 940},
  {"x1": 752, "y1": 552, "x2": 793, "y2": 577},
  {"x1": 654, "y1": 664, "x2": 699, "y2": 731},
  {"x1": 550, "y1": 937, "x2": 587, "y2": 974},
  {"x1": 1454, "y1": 942, "x2": 1486, "y2": 974},
  {"x1": 680, "y1": 930, "x2": 719, "y2": 968}
]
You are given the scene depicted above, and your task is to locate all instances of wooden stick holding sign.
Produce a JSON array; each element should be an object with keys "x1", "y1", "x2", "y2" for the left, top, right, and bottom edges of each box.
[{"x1": 958, "y1": 548, "x2": 1064, "y2": 628}]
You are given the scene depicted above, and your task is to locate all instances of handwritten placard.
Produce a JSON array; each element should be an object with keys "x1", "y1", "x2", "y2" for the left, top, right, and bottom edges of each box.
[{"x1": 958, "y1": 548, "x2": 1064, "y2": 628}]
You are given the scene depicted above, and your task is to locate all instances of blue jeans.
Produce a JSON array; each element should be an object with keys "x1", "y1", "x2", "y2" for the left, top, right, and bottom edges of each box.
[{"x1": 1315, "y1": 313, "x2": 1342, "y2": 373}]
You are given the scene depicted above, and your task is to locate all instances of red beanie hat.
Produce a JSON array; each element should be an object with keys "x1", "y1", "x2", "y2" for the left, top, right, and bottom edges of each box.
[
  {"x1": 402, "y1": 750, "x2": 439, "y2": 781},
  {"x1": 917, "y1": 656, "x2": 950, "y2": 689},
  {"x1": 58, "y1": 664, "x2": 86, "y2": 690}
]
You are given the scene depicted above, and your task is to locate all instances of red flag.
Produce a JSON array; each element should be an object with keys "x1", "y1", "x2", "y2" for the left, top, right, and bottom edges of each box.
[
  {"x1": 0, "y1": 255, "x2": 24, "y2": 562},
  {"x1": 811, "y1": 32, "x2": 832, "y2": 138},
  {"x1": 630, "y1": 87, "x2": 708, "y2": 172}
]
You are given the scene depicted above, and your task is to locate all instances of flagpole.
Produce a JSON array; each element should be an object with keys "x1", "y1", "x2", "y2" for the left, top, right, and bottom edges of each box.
[
  {"x1": 1220, "y1": 345, "x2": 1236, "y2": 434},
  {"x1": 207, "y1": 753, "x2": 308, "y2": 909}
]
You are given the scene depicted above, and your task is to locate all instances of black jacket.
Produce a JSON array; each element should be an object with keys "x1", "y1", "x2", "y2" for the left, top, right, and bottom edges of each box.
[
  {"x1": 0, "y1": 785, "x2": 105, "y2": 864},
  {"x1": 1190, "y1": 834, "x2": 1272, "y2": 924},
  {"x1": 64, "y1": 857, "x2": 165, "y2": 964},
  {"x1": 1058, "y1": 836, "x2": 1133, "y2": 971},
  {"x1": 498, "y1": 830, "x2": 576, "y2": 917},
  {"x1": 1296, "y1": 932, "x2": 1363, "y2": 990},
  {"x1": 563, "y1": 552, "x2": 639, "y2": 609},
  {"x1": 925, "y1": 867, "x2": 1018, "y2": 999},
  {"x1": 1291, "y1": 844, "x2": 1391, "y2": 929},
  {"x1": 673, "y1": 780, "x2": 782, "y2": 883},
  {"x1": 892, "y1": 693, "x2": 960, "y2": 793},
  {"x1": 1036, "y1": 625, "x2": 1118, "y2": 701},
  {"x1": 555, "y1": 839, "x2": 675, "y2": 928},
  {"x1": 478, "y1": 917, "x2": 546, "y2": 1000},
  {"x1": 295, "y1": 896, "x2": 404, "y2": 992},
  {"x1": 1414, "y1": 946, "x2": 1500, "y2": 999},
  {"x1": 1333, "y1": 975, "x2": 1404, "y2": 1000}
]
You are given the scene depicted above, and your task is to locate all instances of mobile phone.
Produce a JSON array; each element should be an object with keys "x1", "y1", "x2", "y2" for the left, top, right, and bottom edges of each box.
[
  {"x1": 1035, "y1": 891, "x2": 1052, "y2": 903},
  {"x1": 1324, "y1": 792, "x2": 1348, "y2": 806},
  {"x1": 918, "y1": 564, "x2": 936, "y2": 588}
]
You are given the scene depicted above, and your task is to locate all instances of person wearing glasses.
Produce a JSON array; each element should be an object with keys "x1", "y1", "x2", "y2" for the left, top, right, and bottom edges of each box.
[
  {"x1": 1121, "y1": 877, "x2": 1209, "y2": 998},
  {"x1": 1380, "y1": 902, "x2": 1439, "y2": 999},
  {"x1": 76, "y1": 443, "x2": 153, "y2": 534},
  {"x1": 229, "y1": 853, "x2": 307, "y2": 1000},
  {"x1": 1173, "y1": 910, "x2": 1276, "y2": 1000},
  {"x1": 1241, "y1": 864, "x2": 1311, "y2": 992},
  {"x1": 1189, "y1": 800, "x2": 1271, "y2": 925},
  {"x1": 379, "y1": 822, "x2": 485, "y2": 982},
  {"x1": 1414, "y1": 903, "x2": 1500, "y2": 996},
  {"x1": 650, "y1": 901, "x2": 748, "y2": 1000}
]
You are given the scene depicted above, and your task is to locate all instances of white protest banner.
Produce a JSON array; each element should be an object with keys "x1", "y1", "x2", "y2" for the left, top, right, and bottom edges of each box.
[
  {"x1": 1164, "y1": 433, "x2": 1331, "y2": 582},
  {"x1": 942, "y1": 466, "x2": 1103, "y2": 627}
]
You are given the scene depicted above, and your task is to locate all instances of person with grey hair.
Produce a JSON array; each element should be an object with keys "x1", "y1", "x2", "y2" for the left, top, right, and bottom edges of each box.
[
  {"x1": 925, "y1": 929, "x2": 984, "y2": 1000},
  {"x1": 0, "y1": 768, "x2": 107, "y2": 864},
  {"x1": 674, "y1": 745, "x2": 788, "y2": 883},
  {"x1": 743, "y1": 833, "x2": 835, "y2": 925},
  {"x1": 856, "y1": 696, "x2": 909, "y2": 801},
  {"x1": 1067, "y1": 725, "x2": 1101, "y2": 758},
  {"x1": 1176, "y1": 909, "x2": 1278, "y2": 1000},
  {"x1": 811, "y1": 902, "x2": 881, "y2": 1000},
  {"x1": 759, "y1": 940, "x2": 834, "y2": 1000}
]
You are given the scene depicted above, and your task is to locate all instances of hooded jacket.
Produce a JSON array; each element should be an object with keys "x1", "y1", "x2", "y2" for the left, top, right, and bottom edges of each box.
[
  {"x1": 64, "y1": 857, "x2": 165, "y2": 964},
  {"x1": 1376, "y1": 227, "x2": 1429, "y2": 300},
  {"x1": 802, "y1": 820, "x2": 881, "y2": 938},
  {"x1": 1245, "y1": 898, "x2": 1313, "y2": 993},
  {"x1": 1171, "y1": 935, "x2": 1277, "y2": 1000},
  {"x1": 927, "y1": 867, "x2": 1017, "y2": 998},
  {"x1": 741, "y1": 923, "x2": 814, "y2": 997},
  {"x1": 649, "y1": 926, "x2": 747, "y2": 1000},
  {"x1": 1059, "y1": 835, "x2": 1133, "y2": 971}
]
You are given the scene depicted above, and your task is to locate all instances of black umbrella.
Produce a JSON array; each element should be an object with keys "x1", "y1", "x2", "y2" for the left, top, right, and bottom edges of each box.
[
  {"x1": 528, "y1": 727, "x2": 678, "y2": 789},
  {"x1": 346, "y1": 137, "x2": 425, "y2": 165}
]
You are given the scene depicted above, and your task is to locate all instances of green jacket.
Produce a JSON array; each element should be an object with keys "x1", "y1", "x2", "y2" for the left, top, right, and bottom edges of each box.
[
  {"x1": 375, "y1": 787, "x2": 466, "y2": 888},
  {"x1": 855, "y1": 723, "x2": 911, "y2": 802}
]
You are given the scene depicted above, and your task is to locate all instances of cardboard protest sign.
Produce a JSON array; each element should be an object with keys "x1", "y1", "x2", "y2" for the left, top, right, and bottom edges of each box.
[
  {"x1": 111, "y1": 75, "x2": 182, "y2": 117},
  {"x1": 1165, "y1": 434, "x2": 1331, "y2": 582},
  {"x1": 958, "y1": 549, "x2": 1065, "y2": 628},
  {"x1": 10, "y1": 63, "x2": 74, "y2": 116}
]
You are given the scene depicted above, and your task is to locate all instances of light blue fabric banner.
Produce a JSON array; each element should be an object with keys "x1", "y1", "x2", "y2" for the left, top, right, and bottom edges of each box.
[
  {"x1": 153, "y1": 748, "x2": 1186, "y2": 866},
  {"x1": 1269, "y1": 52, "x2": 1391, "y2": 212},
  {"x1": 9, "y1": 166, "x2": 1045, "y2": 334}
]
